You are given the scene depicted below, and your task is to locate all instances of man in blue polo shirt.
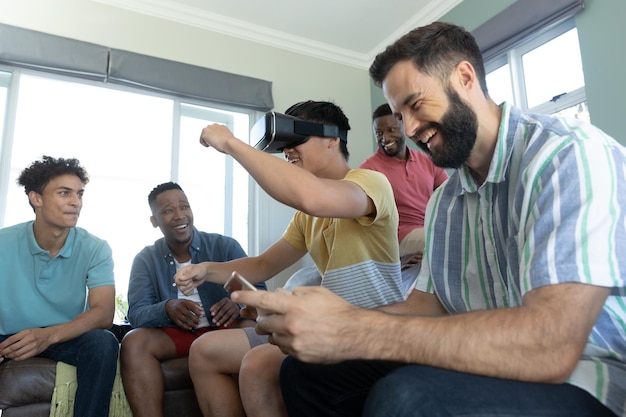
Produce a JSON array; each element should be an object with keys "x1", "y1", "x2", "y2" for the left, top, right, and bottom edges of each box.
[{"x1": 0, "y1": 155, "x2": 118, "y2": 417}]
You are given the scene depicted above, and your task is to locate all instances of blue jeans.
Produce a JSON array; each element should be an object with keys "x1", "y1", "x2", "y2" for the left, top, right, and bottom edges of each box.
[
  {"x1": 280, "y1": 357, "x2": 617, "y2": 417},
  {"x1": 1, "y1": 329, "x2": 119, "y2": 417}
]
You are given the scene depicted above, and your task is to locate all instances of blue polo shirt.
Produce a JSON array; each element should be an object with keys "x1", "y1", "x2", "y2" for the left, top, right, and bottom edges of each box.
[{"x1": 0, "y1": 221, "x2": 114, "y2": 335}]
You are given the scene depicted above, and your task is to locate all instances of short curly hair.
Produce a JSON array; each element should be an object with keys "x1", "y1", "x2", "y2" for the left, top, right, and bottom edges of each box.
[
  {"x1": 148, "y1": 182, "x2": 183, "y2": 214},
  {"x1": 372, "y1": 103, "x2": 392, "y2": 121},
  {"x1": 17, "y1": 155, "x2": 89, "y2": 197}
]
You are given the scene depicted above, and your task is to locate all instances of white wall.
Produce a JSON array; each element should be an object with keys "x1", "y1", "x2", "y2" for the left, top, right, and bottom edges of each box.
[{"x1": 0, "y1": 0, "x2": 377, "y2": 287}]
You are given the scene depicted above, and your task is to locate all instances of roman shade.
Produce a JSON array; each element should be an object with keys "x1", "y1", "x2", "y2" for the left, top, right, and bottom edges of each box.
[
  {"x1": 0, "y1": 24, "x2": 108, "y2": 81},
  {"x1": 108, "y1": 49, "x2": 273, "y2": 111},
  {"x1": 0, "y1": 23, "x2": 273, "y2": 111},
  {"x1": 472, "y1": 0, "x2": 584, "y2": 62}
]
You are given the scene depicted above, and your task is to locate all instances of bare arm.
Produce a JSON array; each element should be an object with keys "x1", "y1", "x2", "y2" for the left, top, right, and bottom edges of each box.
[
  {"x1": 235, "y1": 282, "x2": 608, "y2": 383},
  {"x1": 360, "y1": 283, "x2": 608, "y2": 382},
  {"x1": 199, "y1": 124, "x2": 374, "y2": 218},
  {"x1": 175, "y1": 237, "x2": 307, "y2": 294},
  {"x1": 0, "y1": 285, "x2": 115, "y2": 361}
]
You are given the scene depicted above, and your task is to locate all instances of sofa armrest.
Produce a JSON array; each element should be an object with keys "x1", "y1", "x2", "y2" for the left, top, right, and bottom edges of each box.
[{"x1": 0, "y1": 358, "x2": 57, "y2": 409}]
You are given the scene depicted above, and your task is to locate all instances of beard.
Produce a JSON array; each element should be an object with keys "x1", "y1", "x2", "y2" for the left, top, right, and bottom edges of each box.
[{"x1": 414, "y1": 87, "x2": 478, "y2": 169}]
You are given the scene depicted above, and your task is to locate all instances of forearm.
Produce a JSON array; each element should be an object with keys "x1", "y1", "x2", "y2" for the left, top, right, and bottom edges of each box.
[
  {"x1": 224, "y1": 139, "x2": 322, "y2": 211},
  {"x1": 350, "y1": 302, "x2": 584, "y2": 383},
  {"x1": 199, "y1": 256, "x2": 281, "y2": 285},
  {"x1": 127, "y1": 299, "x2": 171, "y2": 328},
  {"x1": 237, "y1": 283, "x2": 602, "y2": 383},
  {"x1": 46, "y1": 304, "x2": 115, "y2": 345}
]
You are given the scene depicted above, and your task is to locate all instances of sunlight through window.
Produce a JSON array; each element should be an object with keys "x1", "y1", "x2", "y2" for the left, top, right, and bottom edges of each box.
[{"x1": 0, "y1": 73, "x2": 251, "y2": 319}]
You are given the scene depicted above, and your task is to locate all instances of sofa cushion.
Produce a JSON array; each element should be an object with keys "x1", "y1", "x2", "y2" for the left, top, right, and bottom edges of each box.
[
  {"x1": 161, "y1": 357, "x2": 193, "y2": 391},
  {"x1": 0, "y1": 339, "x2": 200, "y2": 417},
  {"x1": 0, "y1": 358, "x2": 56, "y2": 408}
]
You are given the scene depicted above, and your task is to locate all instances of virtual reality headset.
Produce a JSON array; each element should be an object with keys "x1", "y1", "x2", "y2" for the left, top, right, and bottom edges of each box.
[{"x1": 251, "y1": 112, "x2": 347, "y2": 153}]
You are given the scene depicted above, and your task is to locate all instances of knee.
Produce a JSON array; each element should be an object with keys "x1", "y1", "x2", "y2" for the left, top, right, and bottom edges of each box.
[
  {"x1": 189, "y1": 333, "x2": 225, "y2": 364},
  {"x1": 119, "y1": 328, "x2": 148, "y2": 362},
  {"x1": 364, "y1": 366, "x2": 435, "y2": 417},
  {"x1": 121, "y1": 328, "x2": 178, "y2": 367},
  {"x1": 239, "y1": 349, "x2": 269, "y2": 385},
  {"x1": 85, "y1": 329, "x2": 119, "y2": 360},
  {"x1": 279, "y1": 356, "x2": 331, "y2": 415},
  {"x1": 188, "y1": 336, "x2": 210, "y2": 373},
  {"x1": 189, "y1": 336, "x2": 220, "y2": 381},
  {"x1": 188, "y1": 336, "x2": 201, "y2": 363},
  {"x1": 76, "y1": 330, "x2": 119, "y2": 373}
]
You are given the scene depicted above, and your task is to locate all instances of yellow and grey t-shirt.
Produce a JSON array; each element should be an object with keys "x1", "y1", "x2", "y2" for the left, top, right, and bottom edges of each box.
[{"x1": 283, "y1": 168, "x2": 404, "y2": 309}]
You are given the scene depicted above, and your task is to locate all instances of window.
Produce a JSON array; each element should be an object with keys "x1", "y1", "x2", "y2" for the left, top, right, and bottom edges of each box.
[
  {"x1": 177, "y1": 103, "x2": 251, "y2": 247},
  {"x1": 485, "y1": 19, "x2": 589, "y2": 122},
  {"x1": 0, "y1": 69, "x2": 254, "y2": 318},
  {"x1": 0, "y1": 71, "x2": 7, "y2": 136}
]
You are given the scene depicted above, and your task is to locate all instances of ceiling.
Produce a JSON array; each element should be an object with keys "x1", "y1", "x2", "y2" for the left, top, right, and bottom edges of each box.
[{"x1": 93, "y1": 0, "x2": 462, "y2": 69}]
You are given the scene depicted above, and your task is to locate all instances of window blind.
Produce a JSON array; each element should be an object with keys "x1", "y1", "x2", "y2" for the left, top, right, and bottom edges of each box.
[
  {"x1": 0, "y1": 23, "x2": 274, "y2": 111},
  {"x1": 472, "y1": 0, "x2": 584, "y2": 62}
]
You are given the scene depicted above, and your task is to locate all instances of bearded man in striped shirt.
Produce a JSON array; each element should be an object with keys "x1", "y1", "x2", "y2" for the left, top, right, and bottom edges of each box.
[{"x1": 235, "y1": 21, "x2": 626, "y2": 417}]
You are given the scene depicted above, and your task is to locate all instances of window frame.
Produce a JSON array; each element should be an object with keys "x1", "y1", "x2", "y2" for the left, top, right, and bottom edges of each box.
[
  {"x1": 484, "y1": 18, "x2": 586, "y2": 115},
  {"x1": 0, "y1": 65, "x2": 259, "y2": 311}
]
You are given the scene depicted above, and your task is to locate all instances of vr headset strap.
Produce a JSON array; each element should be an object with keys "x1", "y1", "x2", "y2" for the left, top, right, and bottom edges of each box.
[{"x1": 293, "y1": 120, "x2": 347, "y2": 143}]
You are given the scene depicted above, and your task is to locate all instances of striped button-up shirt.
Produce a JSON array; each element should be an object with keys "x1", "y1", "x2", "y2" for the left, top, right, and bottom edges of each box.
[{"x1": 416, "y1": 102, "x2": 626, "y2": 416}]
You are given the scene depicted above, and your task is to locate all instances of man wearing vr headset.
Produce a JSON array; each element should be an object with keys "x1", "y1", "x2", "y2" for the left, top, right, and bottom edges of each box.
[{"x1": 174, "y1": 100, "x2": 405, "y2": 417}]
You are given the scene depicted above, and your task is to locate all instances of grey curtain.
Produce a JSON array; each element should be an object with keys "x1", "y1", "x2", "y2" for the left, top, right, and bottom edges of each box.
[
  {"x1": 473, "y1": 0, "x2": 584, "y2": 62},
  {"x1": 0, "y1": 23, "x2": 274, "y2": 111},
  {"x1": 0, "y1": 24, "x2": 108, "y2": 81},
  {"x1": 108, "y1": 49, "x2": 273, "y2": 111}
]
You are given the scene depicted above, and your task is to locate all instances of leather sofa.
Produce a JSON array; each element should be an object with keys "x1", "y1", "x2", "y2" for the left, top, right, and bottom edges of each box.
[{"x1": 0, "y1": 325, "x2": 202, "y2": 417}]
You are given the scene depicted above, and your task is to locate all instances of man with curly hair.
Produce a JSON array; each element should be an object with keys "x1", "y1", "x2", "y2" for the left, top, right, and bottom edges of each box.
[{"x1": 0, "y1": 155, "x2": 118, "y2": 417}]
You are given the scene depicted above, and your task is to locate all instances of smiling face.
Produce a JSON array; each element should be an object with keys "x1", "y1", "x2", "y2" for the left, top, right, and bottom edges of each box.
[
  {"x1": 373, "y1": 114, "x2": 407, "y2": 159},
  {"x1": 282, "y1": 135, "x2": 338, "y2": 176},
  {"x1": 30, "y1": 174, "x2": 84, "y2": 230},
  {"x1": 150, "y1": 189, "x2": 194, "y2": 248},
  {"x1": 383, "y1": 60, "x2": 478, "y2": 169}
]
